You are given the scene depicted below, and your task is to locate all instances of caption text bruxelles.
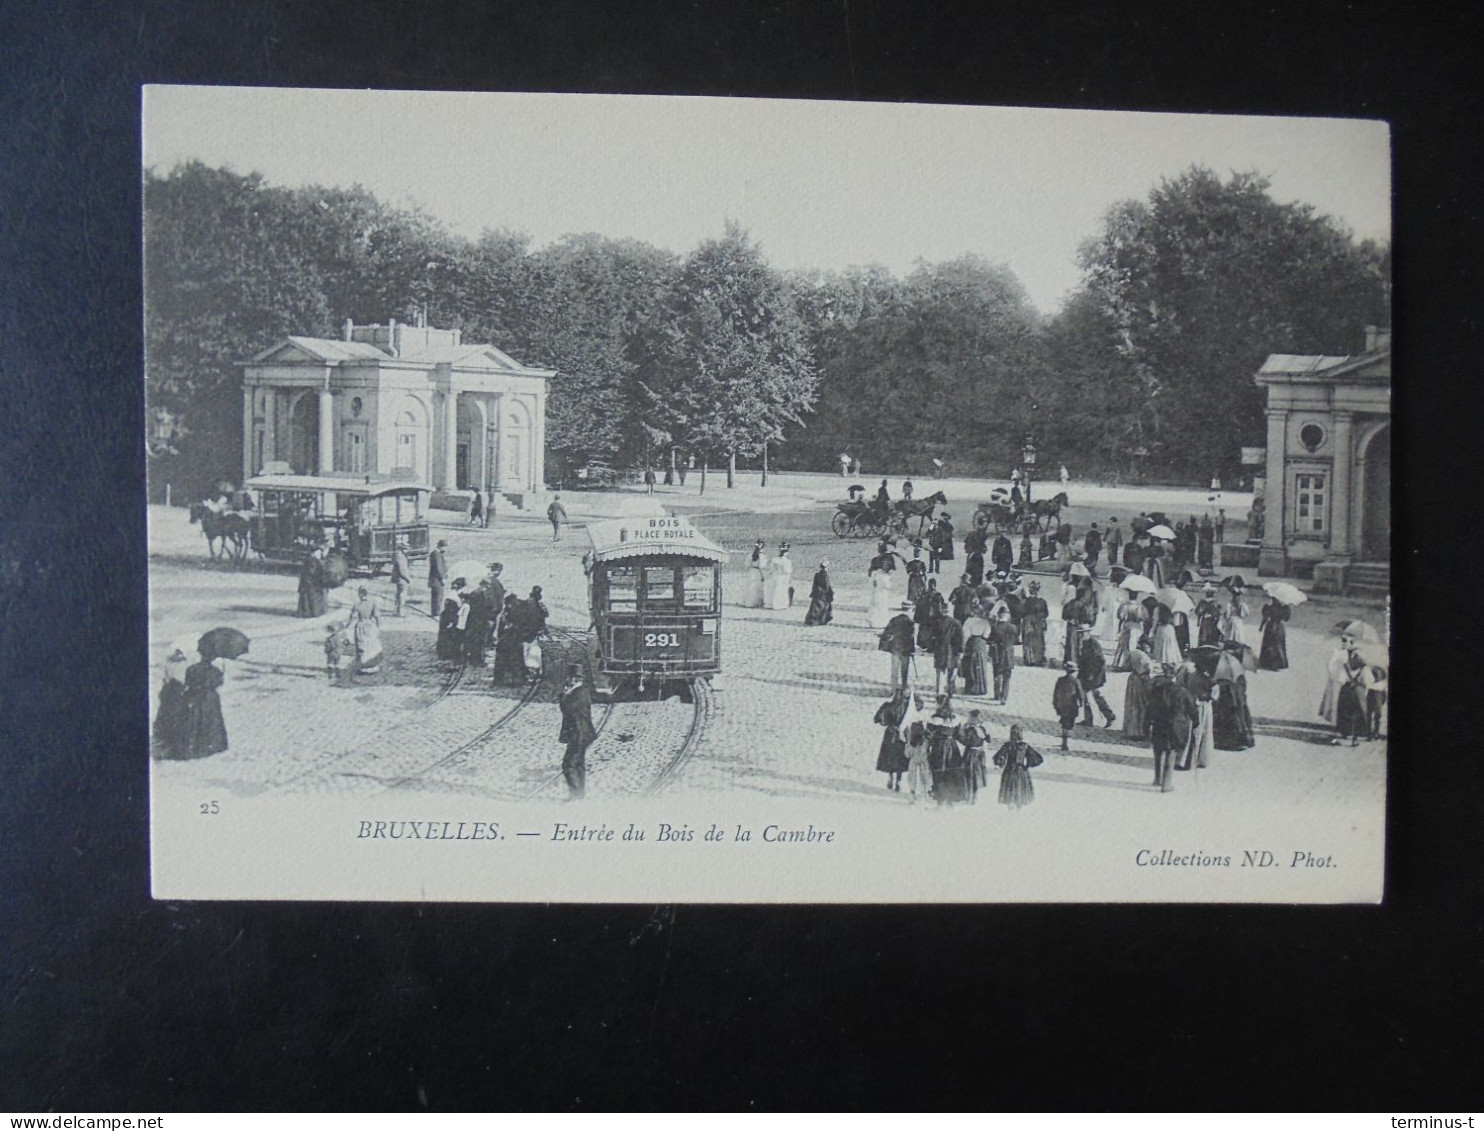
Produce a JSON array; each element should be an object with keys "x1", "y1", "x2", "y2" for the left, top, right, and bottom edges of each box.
[{"x1": 355, "y1": 820, "x2": 836, "y2": 844}]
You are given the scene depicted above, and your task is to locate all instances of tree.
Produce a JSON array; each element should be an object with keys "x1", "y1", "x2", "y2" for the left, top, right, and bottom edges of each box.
[
  {"x1": 1069, "y1": 167, "x2": 1391, "y2": 481},
  {"x1": 634, "y1": 226, "x2": 816, "y2": 491}
]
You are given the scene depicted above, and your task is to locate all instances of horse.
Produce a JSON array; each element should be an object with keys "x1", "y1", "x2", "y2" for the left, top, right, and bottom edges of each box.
[
  {"x1": 892, "y1": 490, "x2": 948, "y2": 537},
  {"x1": 1025, "y1": 491, "x2": 1070, "y2": 531},
  {"x1": 189, "y1": 501, "x2": 251, "y2": 561}
]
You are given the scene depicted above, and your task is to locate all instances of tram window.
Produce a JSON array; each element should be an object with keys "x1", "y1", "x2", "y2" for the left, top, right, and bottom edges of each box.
[
  {"x1": 682, "y1": 565, "x2": 713, "y2": 609},
  {"x1": 644, "y1": 566, "x2": 678, "y2": 608},
  {"x1": 607, "y1": 566, "x2": 638, "y2": 610}
]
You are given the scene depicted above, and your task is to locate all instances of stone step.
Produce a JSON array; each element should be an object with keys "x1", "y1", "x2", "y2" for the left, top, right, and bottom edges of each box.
[{"x1": 1348, "y1": 562, "x2": 1389, "y2": 596}]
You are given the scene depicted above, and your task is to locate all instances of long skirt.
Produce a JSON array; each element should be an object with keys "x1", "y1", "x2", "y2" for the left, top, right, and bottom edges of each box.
[
  {"x1": 966, "y1": 749, "x2": 988, "y2": 802},
  {"x1": 297, "y1": 585, "x2": 327, "y2": 618},
  {"x1": 1122, "y1": 671, "x2": 1151, "y2": 739},
  {"x1": 961, "y1": 638, "x2": 991, "y2": 696},
  {"x1": 436, "y1": 625, "x2": 463, "y2": 661},
  {"x1": 492, "y1": 633, "x2": 525, "y2": 684},
  {"x1": 907, "y1": 573, "x2": 926, "y2": 605},
  {"x1": 744, "y1": 567, "x2": 767, "y2": 607},
  {"x1": 966, "y1": 552, "x2": 985, "y2": 587},
  {"x1": 1022, "y1": 619, "x2": 1047, "y2": 666},
  {"x1": 1213, "y1": 684, "x2": 1255, "y2": 750},
  {"x1": 184, "y1": 689, "x2": 228, "y2": 758},
  {"x1": 153, "y1": 679, "x2": 190, "y2": 757},
  {"x1": 1180, "y1": 700, "x2": 1215, "y2": 767},
  {"x1": 876, "y1": 730, "x2": 910, "y2": 775},
  {"x1": 1260, "y1": 621, "x2": 1288, "y2": 670},
  {"x1": 1112, "y1": 625, "x2": 1137, "y2": 671},
  {"x1": 1336, "y1": 683, "x2": 1369, "y2": 740},
  {"x1": 1197, "y1": 616, "x2": 1222, "y2": 647},
  {"x1": 998, "y1": 763, "x2": 1034, "y2": 808},
  {"x1": 804, "y1": 592, "x2": 833, "y2": 626},
  {"x1": 1151, "y1": 625, "x2": 1182, "y2": 666}
]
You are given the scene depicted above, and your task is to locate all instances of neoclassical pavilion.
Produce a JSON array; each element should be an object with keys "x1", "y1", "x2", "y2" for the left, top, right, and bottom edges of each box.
[
  {"x1": 1254, "y1": 326, "x2": 1390, "y2": 592},
  {"x1": 243, "y1": 319, "x2": 552, "y2": 501}
]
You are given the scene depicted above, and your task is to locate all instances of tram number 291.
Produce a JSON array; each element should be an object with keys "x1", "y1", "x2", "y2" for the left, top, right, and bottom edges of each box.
[{"x1": 644, "y1": 632, "x2": 681, "y2": 648}]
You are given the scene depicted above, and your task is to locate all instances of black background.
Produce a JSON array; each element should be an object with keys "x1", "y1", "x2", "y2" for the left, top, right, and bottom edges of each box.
[{"x1": 1, "y1": 0, "x2": 1478, "y2": 1112}]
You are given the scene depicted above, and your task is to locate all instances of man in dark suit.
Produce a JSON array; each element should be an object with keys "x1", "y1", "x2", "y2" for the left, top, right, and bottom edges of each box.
[
  {"x1": 427, "y1": 539, "x2": 448, "y2": 618},
  {"x1": 1147, "y1": 663, "x2": 1199, "y2": 792},
  {"x1": 880, "y1": 611, "x2": 917, "y2": 691},
  {"x1": 1077, "y1": 627, "x2": 1117, "y2": 728},
  {"x1": 559, "y1": 663, "x2": 597, "y2": 799}
]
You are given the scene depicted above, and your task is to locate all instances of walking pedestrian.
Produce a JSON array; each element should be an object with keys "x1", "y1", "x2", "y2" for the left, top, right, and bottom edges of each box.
[
  {"x1": 1077, "y1": 628, "x2": 1117, "y2": 728},
  {"x1": 346, "y1": 585, "x2": 384, "y2": 676},
  {"x1": 904, "y1": 699, "x2": 933, "y2": 802},
  {"x1": 744, "y1": 540, "x2": 769, "y2": 608},
  {"x1": 182, "y1": 650, "x2": 230, "y2": 759},
  {"x1": 644, "y1": 467, "x2": 656, "y2": 494},
  {"x1": 546, "y1": 494, "x2": 568, "y2": 541},
  {"x1": 1195, "y1": 583, "x2": 1223, "y2": 647},
  {"x1": 1020, "y1": 581, "x2": 1049, "y2": 666},
  {"x1": 1105, "y1": 518, "x2": 1123, "y2": 568},
  {"x1": 1259, "y1": 597, "x2": 1290, "y2": 670},
  {"x1": 958, "y1": 709, "x2": 991, "y2": 804},
  {"x1": 391, "y1": 537, "x2": 411, "y2": 616},
  {"x1": 427, "y1": 539, "x2": 448, "y2": 619},
  {"x1": 766, "y1": 541, "x2": 794, "y2": 610},
  {"x1": 296, "y1": 545, "x2": 328, "y2": 618},
  {"x1": 933, "y1": 608, "x2": 965, "y2": 698},
  {"x1": 1177, "y1": 661, "x2": 1217, "y2": 769},
  {"x1": 926, "y1": 698, "x2": 967, "y2": 806},
  {"x1": 873, "y1": 688, "x2": 918, "y2": 793},
  {"x1": 1122, "y1": 646, "x2": 1154, "y2": 739},
  {"x1": 906, "y1": 542, "x2": 928, "y2": 604},
  {"x1": 804, "y1": 560, "x2": 834, "y2": 625},
  {"x1": 866, "y1": 554, "x2": 894, "y2": 629},
  {"x1": 1053, "y1": 662, "x2": 1085, "y2": 751},
  {"x1": 992, "y1": 723, "x2": 1042, "y2": 810},
  {"x1": 960, "y1": 602, "x2": 992, "y2": 697},
  {"x1": 1147, "y1": 663, "x2": 1198, "y2": 792},
  {"x1": 879, "y1": 611, "x2": 916, "y2": 691},
  {"x1": 558, "y1": 662, "x2": 597, "y2": 799},
  {"x1": 469, "y1": 489, "x2": 484, "y2": 527},
  {"x1": 989, "y1": 606, "x2": 1018, "y2": 704},
  {"x1": 153, "y1": 641, "x2": 192, "y2": 758}
]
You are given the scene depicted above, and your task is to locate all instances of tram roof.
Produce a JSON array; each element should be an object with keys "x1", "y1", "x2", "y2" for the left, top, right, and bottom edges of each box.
[
  {"x1": 586, "y1": 517, "x2": 730, "y2": 563},
  {"x1": 245, "y1": 474, "x2": 433, "y2": 497}
]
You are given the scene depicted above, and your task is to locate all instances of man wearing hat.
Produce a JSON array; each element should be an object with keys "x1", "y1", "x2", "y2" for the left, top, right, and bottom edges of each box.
[
  {"x1": 1077, "y1": 626, "x2": 1117, "y2": 729},
  {"x1": 558, "y1": 662, "x2": 597, "y2": 799},
  {"x1": 1106, "y1": 518, "x2": 1123, "y2": 568},
  {"x1": 427, "y1": 539, "x2": 448, "y2": 619},
  {"x1": 391, "y1": 536, "x2": 411, "y2": 616},
  {"x1": 1053, "y1": 661, "x2": 1085, "y2": 751},
  {"x1": 1147, "y1": 662, "x2": 1199, "y2": 792}
]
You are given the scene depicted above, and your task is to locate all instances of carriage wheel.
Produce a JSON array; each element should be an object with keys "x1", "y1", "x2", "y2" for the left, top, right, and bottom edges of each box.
[{"x1": 831, "y1": 512, "x2": 851, "y2": 538}]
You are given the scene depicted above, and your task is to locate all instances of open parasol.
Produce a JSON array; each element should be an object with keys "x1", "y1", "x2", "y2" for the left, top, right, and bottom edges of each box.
[
  {"x1": 1120, "y1": 573, "x2": 1157, "y2": 595},
  {"x1": 1348, "y1": 641, "x2": 1389, "y2": 670},
  {"x1": 198, "y1": 626, "x2": 251, "y2": 661},
  {"x1": 1332, "y1": 619, "x2": 1380, "y2": 643},
  {"x1": 1222, "y1": 640, "x2": 1261, "y2": 672},
  {"x1": 1146, "y1": 524, "x2": 1175, "y2": 540},
  {"x1": 1065, "y1": 561, "x2": 1092, "y2": 579},
  {"x1": 1157, "y1": 586, "x2": 1195, "y2": 615},
  {"x1": 1187, "y1": 645, "x2": 1246, "y2": 682},
  {"x1": 1262, "y1": 581, "x2": 1307, "y2": 605},
  {"x1": 447, "y1": 560, "x2": 488, "y2": 588},
  {"x1": 1222, "y1": 574, "x2": 1249, "y2": 590}
]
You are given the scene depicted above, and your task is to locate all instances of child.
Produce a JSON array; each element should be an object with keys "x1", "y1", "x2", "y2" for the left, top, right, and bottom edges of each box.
[
  {"x1": 323, "y1": 625, "x2": 340, "y2": 682},
  {"x1": 1053, "y1": 660, "x2": 1086, "y2": 751},
  {"x1": 904, "y1": 694, "x2": 933, "y2": 803}
]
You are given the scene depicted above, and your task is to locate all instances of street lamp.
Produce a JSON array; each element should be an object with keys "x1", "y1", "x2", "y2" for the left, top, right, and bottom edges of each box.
[{"x1": 1020, "y1": 436, "x2": 1037, "y2": 503}]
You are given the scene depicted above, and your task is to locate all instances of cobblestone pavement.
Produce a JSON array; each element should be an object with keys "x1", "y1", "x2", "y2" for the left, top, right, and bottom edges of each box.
[{"x1": 150, "y1": 501, "x2": 1386, "y2": 816}]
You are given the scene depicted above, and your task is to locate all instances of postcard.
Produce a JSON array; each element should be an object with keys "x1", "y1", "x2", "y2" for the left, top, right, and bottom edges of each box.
[{"x1": 145, "y1": 87, "x2": 1390, "y2": 901}]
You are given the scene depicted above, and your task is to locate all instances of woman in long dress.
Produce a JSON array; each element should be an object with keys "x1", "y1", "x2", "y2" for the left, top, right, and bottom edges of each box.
[
  {"x1": 153, "y1": 643, "x2": 192, "y2": 758},
  {"x1": 1222, "y1": 586, "x2": 1250, "y2": 646},
  {"x1": 1142, "y1": 541, "x2": 1167, "y2": 588},
  {"x1": 866, "y1": 565, "x2": 894, "y2": 629},
  {"x1": 1259, "y1": 598, "x2": 1290, "y2": 670},
  {"x1": 1332, "y1": 654, "x2": 1372, "y2": 745},
  {"x1": 1122, "y1": 646, "x2": 1153, "y2": 740},
  {"x1": 436, "y1": 597, "x2": 463, "y2": 660},
  {"x1": 905, "y1": 544, "x2": 928, "y2": 605},
  {"x1": 744, "y1": 540, "x2": 769, "y2": 608},
  {"x1": 959, "y1": 605, "x2": 993, "y2": 697},
  {"x1": 992, "y1": 723, "x2": 1042, "y2": 810},
  {"x1": 182, "y1": 654, "x2": 229, "y2": 758},
  {"x1": 1150, "y1": 604, "x2": 1182, "y2": 667},
  {"x1": 492, "y1": 595, "x2": 526, "y2": 685},
  {"x1": 346, "y1": 585, "x2": 383, "y2": 674},
  {"x1": 1020, "y1": 582, "x2": 1049, "y2": 667},
  {"x1": 804, "y1": 561, "x2": 834, "y2": 626},
  {"x1": 873, "y1": 689, "x2": 917, "y2": 792},
  {"x1": 956, "y1": 710, "x2": 991, "y2": 804},
  {"x1": 926, "y1": 700, "x2": 967, "y2": 806},
  {"x1": 1212, "y1": 675, "x2": 1256, "y2": 750},
  {"x1": 1112, "y1": 596, "x2": 1146, "y2": 671},
  {"x1": 766, "y1": 542, "x2": 793, "y2": 610},
  {"x1": 904, "y1": 706, "x2": 934, "y2": 802},
  {"x1": 297, "y1": 548, "x2": 327, "y2": 618},
  {"x1": 1194, "y1": 585, "x2": 1223, "y2": 647},
  {"x1": 1178, "y1": 663, "x2": 1217, "y2": 767},
  {"x1": 1172, "y1": 611, "x2": 1191, "y2": 657}
]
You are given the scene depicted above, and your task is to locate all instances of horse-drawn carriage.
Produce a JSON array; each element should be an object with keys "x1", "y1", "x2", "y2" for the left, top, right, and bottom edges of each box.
[
  {"x1": 831, "y1": 491, "x2": 947, "y2": 539},
  {"x1": 974, "y1": 490, "x2": 1070, "y2": 533},
  {"x1": 242, "y1": 473, "x2": 433, "y2": 576}
]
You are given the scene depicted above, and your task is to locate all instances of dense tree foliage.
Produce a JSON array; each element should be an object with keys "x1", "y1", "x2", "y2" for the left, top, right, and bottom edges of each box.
[{"x1": 145, "y1": 161, "x2": 1387, "y2": 496}]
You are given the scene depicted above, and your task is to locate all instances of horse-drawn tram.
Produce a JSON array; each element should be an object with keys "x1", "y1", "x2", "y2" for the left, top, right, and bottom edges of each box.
[
  {"x1": 244, "y1": 473, "x2": 433, "y2": 575},
  {"x1": 583, "y1": 515, "x2": 729, "y2": 696}
]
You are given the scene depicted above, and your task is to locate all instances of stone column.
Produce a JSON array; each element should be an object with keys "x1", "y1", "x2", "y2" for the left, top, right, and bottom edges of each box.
[
  {"x1": 491, "y1": 393, "x2": 505, "y2": 490},
  {"x1": 1258, "y1": 407, "x2": 1288, "y2": 576},
  {"x1": 241, "y1": 386, "x2": 254, "y2": 483},
  {"x1": 442, "y1": 391, "x2": 459, "y2": 490},
  {"x1": 318, "y1": 387, "x2": 335, "y2": 474},
  {"x1": 1328, "y1": 411, "x2": 1354, "y2": 558},
  {"x1": 264, "y1": 390, "x2": 278, "y2": 470},
  {"x1": 473, "y1": 399, "x2": 487, "y2": 492},
  {"x1": 533, "y1": 391, "x2": 546, "y2": 494}
]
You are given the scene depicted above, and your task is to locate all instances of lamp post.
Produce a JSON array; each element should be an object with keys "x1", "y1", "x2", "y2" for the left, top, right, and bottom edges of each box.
[{"x1": 1020, "y1": 436, "x2": 1038, "y2": 505}]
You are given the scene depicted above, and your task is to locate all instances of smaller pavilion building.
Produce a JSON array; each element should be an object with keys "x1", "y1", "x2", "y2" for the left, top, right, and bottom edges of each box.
[
  {"x1": 243, "y1": 319, "x2": 553, "y2": 504},
  {"x1": 1254, "y1": 326, "x2": 1390, "y2": 593}
]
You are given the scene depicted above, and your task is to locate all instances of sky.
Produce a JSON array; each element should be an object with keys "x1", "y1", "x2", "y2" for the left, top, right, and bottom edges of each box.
[{"x1": 143, "y1": 87, "x2": 1391, "y2": 315}]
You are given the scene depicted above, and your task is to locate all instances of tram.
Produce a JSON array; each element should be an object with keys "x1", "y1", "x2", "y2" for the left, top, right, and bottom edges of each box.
[
  {"x1": 584, "y1": 514, "x2": 728, "y2": 695},
  {"x1": 244, "y1": 473, "x2": 433, "y2": 576}
]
